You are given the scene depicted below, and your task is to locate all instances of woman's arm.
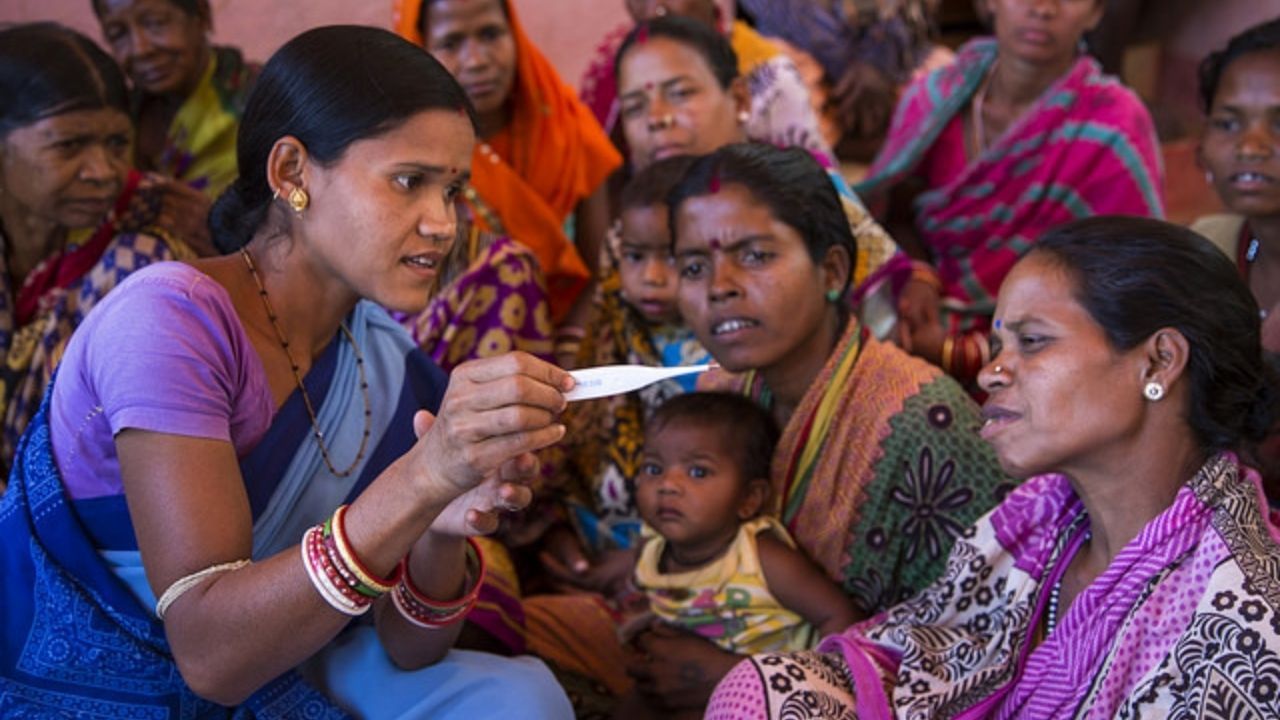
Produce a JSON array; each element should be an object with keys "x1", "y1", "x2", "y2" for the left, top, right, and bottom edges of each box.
[
  {"x1": 118, "y1": 352, "x2": 570, "y2": 705},
  {"x1": 561, "y1": 183, "x2": 613, "y2": 346},
  {"x1": 757, "y1": 530, "x2": 863, "y2": 638}
]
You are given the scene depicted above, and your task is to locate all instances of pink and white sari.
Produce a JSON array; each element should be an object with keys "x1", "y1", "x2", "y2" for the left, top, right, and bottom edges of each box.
[{"x1": 708, "y1": 453, "x2": 1280, "y2": 718}]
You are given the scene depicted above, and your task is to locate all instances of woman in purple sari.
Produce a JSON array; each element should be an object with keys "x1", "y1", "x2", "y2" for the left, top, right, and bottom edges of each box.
[{"x1": 708, "y1": 216, "x2": 1280, "y2": 718}]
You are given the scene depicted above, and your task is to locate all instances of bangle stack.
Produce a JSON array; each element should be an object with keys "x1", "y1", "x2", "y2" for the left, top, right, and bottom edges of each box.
[
  {"x1": 391, "y1": 537, "x2": 485, "y2": 629},
  {"x1": 301, "y1": 504, "x2": 398, "y2": 616},
  {"x1": 300, "y1": 505, "x2": 484, "y2": 627},
  {"x1": 940, "y1": 332, "x2": 990, "y2": 382}
]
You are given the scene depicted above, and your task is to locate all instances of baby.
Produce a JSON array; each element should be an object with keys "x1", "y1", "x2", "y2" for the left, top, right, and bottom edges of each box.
[{"x1": 631, "y1": 392, "x2": 857, "y2": 654}]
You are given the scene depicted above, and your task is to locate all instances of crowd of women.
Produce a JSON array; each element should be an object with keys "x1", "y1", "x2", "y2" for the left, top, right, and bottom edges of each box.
[{"x1": 0, "y1": 0, "x2": 1277, "y2": 717}]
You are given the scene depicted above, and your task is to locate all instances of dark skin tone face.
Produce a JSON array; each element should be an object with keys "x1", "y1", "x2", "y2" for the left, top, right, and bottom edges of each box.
[
  {"x1": 1199, "y1": 48, "x2": 1280, "y2": 345},
  {"x1": 618, "y1": 204, "x2": 681, "y2": 324},
  {"x1": 423, "y1": 0, "x2": 517, "y2": 138},
  {"x1": 96, "y1": 0, "x2": 211, "y2": 97}
]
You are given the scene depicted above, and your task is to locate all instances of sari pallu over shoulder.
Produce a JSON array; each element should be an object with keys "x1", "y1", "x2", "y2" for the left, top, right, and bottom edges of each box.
[
  {"x1": 856, "y1": 39, "x2": 1163, "y2": 335},
  {"x1": 0, "y1": 301, "x2": 440, "y2": 717},
  {"x1": 393, "y1": 0, "x2": 622, "y2": 322},
  {"x1": 141, "y1": 45, "x2": 260, "y2": 199},
  {"x1": 0, "y1": 384, "x2": 348, "y2": 719},
  {"x1": 718, "y1": 454, "x2": 1280, "y2": 719},
  {"x1": 737, "y1": 318, "x2": 1010, "y2": 615}
]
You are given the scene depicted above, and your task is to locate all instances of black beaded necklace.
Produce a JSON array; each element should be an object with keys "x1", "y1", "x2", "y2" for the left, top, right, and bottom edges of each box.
[{"x1": 240, "y1": 247, "x2": 371, "y2": 477}]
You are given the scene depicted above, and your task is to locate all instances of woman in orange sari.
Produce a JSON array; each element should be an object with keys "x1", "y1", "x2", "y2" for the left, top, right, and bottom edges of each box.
[{"x1": 394, "y1": 0, "x2": 621, "y2": 366}]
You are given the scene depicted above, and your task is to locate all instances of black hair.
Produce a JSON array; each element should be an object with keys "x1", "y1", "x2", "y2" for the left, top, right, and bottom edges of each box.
[
  {"x1": 620, "y1": 154, "x2": 698, "y2": 213},
  {"x1": 0, "y1": 22, "x2": 130, "y2": 139},
  {"x1": 1199, "y1": 18, "x2": 1280, "y2": 113},
  {"x1": 615, "y1": 15, "x2": 739, "y2": 90},
  {"x1": 208, "y1": 25, "x2": 478, "y2": 252},
  {"x1": 647, "y1": 392, "x2": 779, "y2": 483},
  {"x1": 418, "y1": 0, "x2": 510, "y2": 38},
  {"x1": 1030, "y1": 215, "x2": 1278, "y2": 457},
  {"x1": 667, "y1": 142, "x2": 857, "y2": 290},
  {"x1": 92, "y1": 0, "x2": 206, "y2": 18}
]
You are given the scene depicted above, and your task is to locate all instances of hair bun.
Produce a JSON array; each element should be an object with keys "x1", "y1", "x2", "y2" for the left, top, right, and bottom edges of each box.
[{"x1": 208, "y1": 181, "x2": 267, "y2": 253}]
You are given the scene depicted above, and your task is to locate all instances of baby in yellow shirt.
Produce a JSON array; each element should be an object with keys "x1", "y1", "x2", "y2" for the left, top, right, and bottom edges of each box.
[{"x1": 631, "y1": 392, "x2": 856, "y2": 654}]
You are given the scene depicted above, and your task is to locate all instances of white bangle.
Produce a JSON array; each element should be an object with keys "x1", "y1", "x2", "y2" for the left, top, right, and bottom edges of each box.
[
  {"x1": 155, "y1": 559, "x2": 251, "y2": 620},
  {"x1": 300, "y1": 526, "x2": 370, "y2": 616}
]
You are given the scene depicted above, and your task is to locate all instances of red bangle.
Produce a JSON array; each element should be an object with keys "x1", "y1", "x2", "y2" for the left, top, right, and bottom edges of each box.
[
  {"x1": 331, "y1": 505, "x2": 399, "y2": 594},
  {"x1": 391, "y1": 537, "x2": 485, "y2": 629}
]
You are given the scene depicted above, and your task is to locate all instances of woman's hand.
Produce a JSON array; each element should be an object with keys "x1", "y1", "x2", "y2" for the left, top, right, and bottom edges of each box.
[
  {"x1": 155, "y1": 180, "x2": 217, "y2": 256},
  {"x1": 897, "y1": 277, "x2": 945, "y2": 364},
  {"x1": 410, "y1": 353, "x2": 571, "y2": 508},
  {"x1": 626, "y1": 623, "x2": 743, "y2": 711}
]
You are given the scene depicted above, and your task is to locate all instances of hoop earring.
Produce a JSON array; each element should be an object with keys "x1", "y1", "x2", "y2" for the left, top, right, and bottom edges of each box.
[
  {"x1": 288, "y1": 187, "x2": 309, "y2": 214},
  {"x1": 1143, "y1": 381, "x2": 1165, "y2": 402}
]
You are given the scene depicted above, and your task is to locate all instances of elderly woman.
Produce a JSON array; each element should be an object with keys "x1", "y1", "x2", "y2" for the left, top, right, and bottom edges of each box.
[
  {"x1": 93, "y1": 0, "x2": 258, "y2": 205},
  {"x1": 860, "y1": 0, "x2": 1163, "y2": 387},
  {"x1": 0, "y1": 25, "x2": 571, "y2": 717},
  {"x1": 0, "y1": 23, "x2": 202, "y2": 478},
  {"x1": 708, "y1": 215, "x2": 1280, "y2": 718}
]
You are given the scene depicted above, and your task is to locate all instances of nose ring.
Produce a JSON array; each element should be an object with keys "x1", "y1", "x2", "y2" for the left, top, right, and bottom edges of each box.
[
  {"x1": 993, "y1": 365, "x2": 1005, "y2": 375},
  {"x1": 650, "y1": 113, "x2": 675, "y2": 130}
]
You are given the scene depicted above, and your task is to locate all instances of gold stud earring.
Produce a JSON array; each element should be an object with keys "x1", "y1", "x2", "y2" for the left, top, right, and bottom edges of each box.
[{"x1": 287, "y1": 186, "x2": 309, "y2": 214}]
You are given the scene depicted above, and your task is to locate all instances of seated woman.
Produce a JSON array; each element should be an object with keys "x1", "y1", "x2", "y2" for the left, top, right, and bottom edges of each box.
[
  {"x1": 0, "y1": 23, "x2": 203, "y2": 479},
  {"x1": 524, "y1": 17, "x2": 909, "y2": 640},
  {"x1": 93, "y1": 0, "x2": 259, "y2": 253},
  {"x1": 580, "y1": 0, "x2": 834, "y2": 161},
  {"x1": 734, "y1": 0, "x2": 946, "y2": 161},
  {"x1": 395, "y1": 0, "x2": 621, "y2": 357},
  {"x1": 858, "y1": 0, "x2": 1164, "y2": 387},
  {"x1": 1194, "y1": 18, "x2": 1280, "y2": 352},
  {"x1": 0, "y1": 25, "x2": 572, "y2": 717},
  {"x1": 531, "y1": 16, "x2": 909, "y2": 598},
  {"x1": 1193, "y1": 18, "x2": 1280, "y2": 500},
  {"x1": 614, "y1": 142, "x2": 1009, "y2": 714},
  {"x1": 708, "y1": 215, "x2": 1280, "y2": 719}
]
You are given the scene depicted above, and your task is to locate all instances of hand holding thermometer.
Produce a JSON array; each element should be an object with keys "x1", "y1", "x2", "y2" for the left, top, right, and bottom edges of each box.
[{"x1": 564, "y1": 363, "x2": 714, "y2": 402}]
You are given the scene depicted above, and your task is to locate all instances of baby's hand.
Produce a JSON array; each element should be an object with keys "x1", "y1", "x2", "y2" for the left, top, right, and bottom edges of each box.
[{"x1": 538, "y1": 526, "x2": 639, "y2": 596}]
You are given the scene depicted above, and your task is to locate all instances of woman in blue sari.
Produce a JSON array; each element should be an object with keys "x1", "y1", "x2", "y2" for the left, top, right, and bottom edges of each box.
[{"x1": 0, "y1": 25, "x2": 572, "y2": 718}]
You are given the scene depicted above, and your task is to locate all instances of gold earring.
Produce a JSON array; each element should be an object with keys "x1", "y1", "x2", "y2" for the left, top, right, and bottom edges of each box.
[{"x1": 287, "y1": 186, "x2": 309, "y2": 214}]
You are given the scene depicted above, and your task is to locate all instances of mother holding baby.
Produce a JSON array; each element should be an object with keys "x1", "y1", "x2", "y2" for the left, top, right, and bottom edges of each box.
[{"x1": 624, "y1": 143, "x2": 1010, "y2": 712}]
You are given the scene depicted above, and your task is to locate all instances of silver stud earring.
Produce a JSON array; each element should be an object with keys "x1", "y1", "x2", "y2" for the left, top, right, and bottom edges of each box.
[
  {"x1": 1143, "y1": 381, "x2": 1165, "y2": 401},
  {"x1": 736, "y1": 110, "x2": 750, "y2": 124}
]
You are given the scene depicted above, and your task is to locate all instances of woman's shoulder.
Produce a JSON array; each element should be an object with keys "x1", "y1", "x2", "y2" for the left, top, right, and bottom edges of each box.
[
  {"x1": 1191, "y1": 214, "x2": 1246, "y2": 260},
  {"x1": 74, "y1": 261, "x2": 238, "y2": 344}
]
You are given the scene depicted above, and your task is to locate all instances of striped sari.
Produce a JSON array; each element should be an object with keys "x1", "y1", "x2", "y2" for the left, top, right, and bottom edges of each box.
[
  {"x1": 856, "y1": 39, "x2": 1164, "y2": 382},
  {"x1": 709, "y1": 454, "x2": 1280, "y2": 719}
]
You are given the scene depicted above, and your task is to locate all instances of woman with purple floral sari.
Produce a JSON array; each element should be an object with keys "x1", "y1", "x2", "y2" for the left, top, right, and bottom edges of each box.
[{"x1": 709, "y1": 216, "x2": 1280, "y2": 719}]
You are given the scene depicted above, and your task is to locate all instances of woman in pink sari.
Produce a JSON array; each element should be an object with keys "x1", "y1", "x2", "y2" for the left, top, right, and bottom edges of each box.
[
  {"x1": 859, "y1": 0, "x2": 1163, "y2": 387},
  {"x1": 708, "y1": 215, "x2": 1280, "y2": 719}
]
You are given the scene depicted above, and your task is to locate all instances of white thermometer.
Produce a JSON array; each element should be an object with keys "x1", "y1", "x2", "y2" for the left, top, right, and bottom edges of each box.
[{"x1": 565, "y1": 363, "x2": 713, "y2": 402}]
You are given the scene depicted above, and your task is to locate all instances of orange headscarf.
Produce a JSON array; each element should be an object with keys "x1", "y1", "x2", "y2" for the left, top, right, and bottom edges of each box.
[{"x1": 394, "y1": 0, "x2": 623, "y2": 320}]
